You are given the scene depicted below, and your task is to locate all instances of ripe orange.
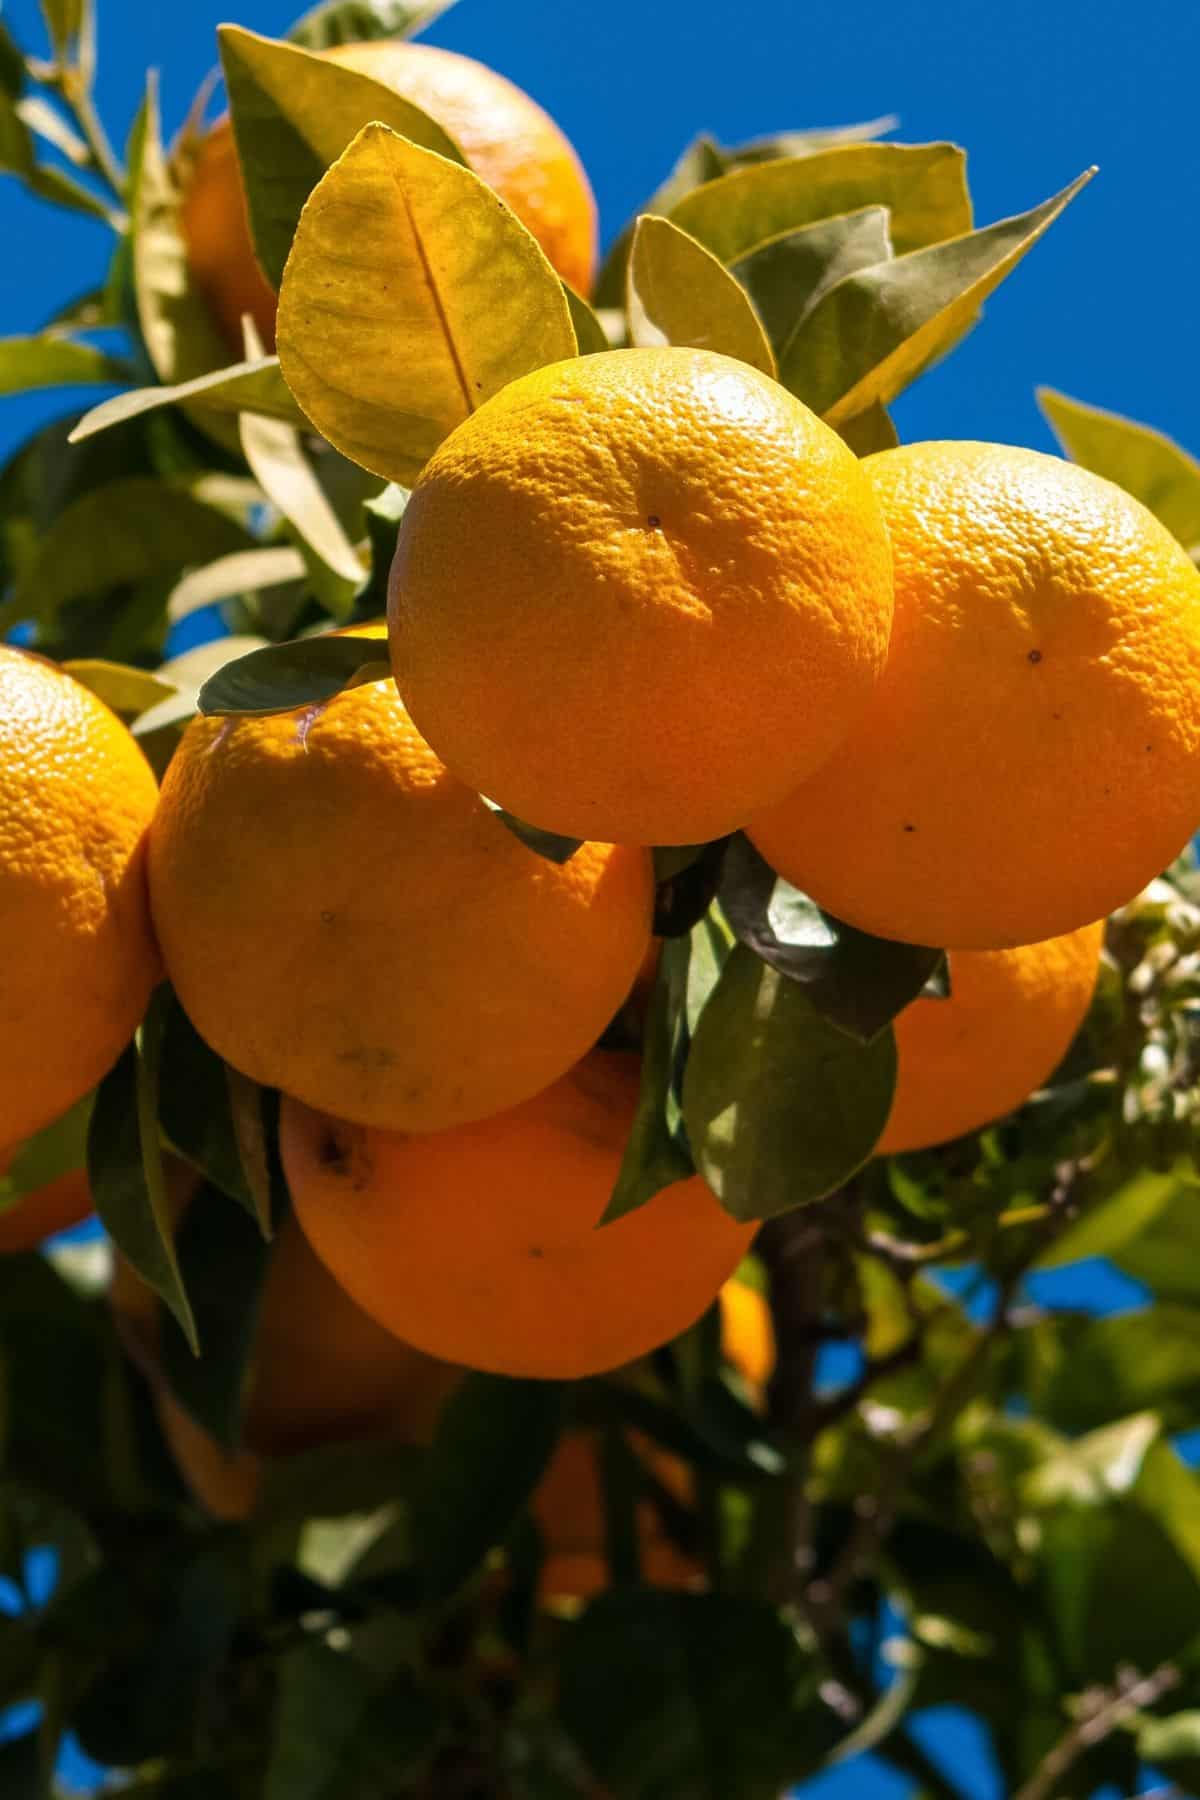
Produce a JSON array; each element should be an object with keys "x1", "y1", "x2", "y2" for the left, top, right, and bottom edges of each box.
[
  {"x1": 147, "y1": 633, "x2": 653, "y2": 1134},
  {"x1": 877, "y1": 922, "x2": 1105, "y2": 1154},
  {"x1": 111, "y1": 1182, "x2": 461, "y2": 1520},
  {"x1": 0, "y1": 648, "x2": 160, "y2": 1147},
  {"x1": 180, "y1": 40, "x2": 597, "y2": 354},
  {"x1": 535, "y1": 1279, "x2": 773, "y2": 1602},
  {"x1": 281, "y1": 1047, "x2": 755, "y2": 1379},
  {"x1": 0, "y1": 1151, "x2": 91, "y2": 1253},
  {"x1": 388, "y1": 347, "x2": 894, "y2": 846},
  {"x1": 749, "y1": 442, "x2": 1200, "y2": 950}
]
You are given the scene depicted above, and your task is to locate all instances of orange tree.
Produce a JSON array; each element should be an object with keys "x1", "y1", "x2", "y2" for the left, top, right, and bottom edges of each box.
[{"x1": 4, "y1": 2, "x2": 1200, "y2": 1796}]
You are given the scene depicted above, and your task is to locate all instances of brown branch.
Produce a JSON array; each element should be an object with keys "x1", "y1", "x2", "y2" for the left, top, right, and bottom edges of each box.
[{"x1": 1012, "y1": 1663, "x2": 1181, "y2": 1800}]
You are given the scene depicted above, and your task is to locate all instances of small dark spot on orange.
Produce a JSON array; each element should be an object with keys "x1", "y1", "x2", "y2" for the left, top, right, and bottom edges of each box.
[
  {"x1": 902, "y1": 823, "x2": 916, "y2": 834},
  {"x1": 317, "y1": 1128, "x2": 350, "y2": 1173},
  {"x1": 1027, "y1": 649, "x2": 1043, "y2": 665},
  {"x1": 529, "y1": 1245, "x2": 544, "y2": 1259},
  {"x1": 320, "y1": 910, "x2": 335, "y2": 926},
  {"x1": 1052, "y1": 711, "x2": 1063, "y2": 721},
  {"x1": 1146, "y1": 743, "x2": 1153, "y2": 752},
  {"x1": 646, "y1": 514, "x2": 661, "y2": 529}
]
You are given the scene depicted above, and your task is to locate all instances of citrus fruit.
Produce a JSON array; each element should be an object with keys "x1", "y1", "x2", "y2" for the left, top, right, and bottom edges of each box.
[
  {"x1": 147, "y1": 632, "x2": 653, "y2": 1133},
  {"x1": 111, "y1": 1179, "x2": 461, "y2": 1520},
  {"x1": 535, "y1": 1279, "x2": 773, "y2": 1602},
  {"x1": 180, "y1": 40, "x2": 597, "y2": 354},
  {"x1": 0, "y1": 648, "x2": 160, "y2": 1147},
  {"x1": 281, "y1": 1047, "x2": 755, "y2": 1379},
  {"x1": 0, "y1": 1153, "x2": 91, "y2": 1253},
  {"x1": 388, "y1": 346, "x2": 894, "y2": 846},
  {"x1": 749, "y1": 442, "x2": 1200, "y2": 949},
  {"x1": 877, "y1": 921, "x2": 1105, "y2": 1154}
]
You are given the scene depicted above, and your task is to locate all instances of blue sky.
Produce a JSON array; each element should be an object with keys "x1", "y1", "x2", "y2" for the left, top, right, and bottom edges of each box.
[{"x1": 2, "y1": 2, "x2": 1196, "y2": 1793}]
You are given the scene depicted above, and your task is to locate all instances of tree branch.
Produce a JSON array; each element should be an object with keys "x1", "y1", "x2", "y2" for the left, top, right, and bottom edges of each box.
[{"x1": 1012, "y1": 1663, "x2": 1181, "y2": 1800}]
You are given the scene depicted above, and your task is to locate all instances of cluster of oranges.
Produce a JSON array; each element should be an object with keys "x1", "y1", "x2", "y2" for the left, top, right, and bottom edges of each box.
[{"x1": 2, "y1": 36, "x2": 1200, "y2": 1557}]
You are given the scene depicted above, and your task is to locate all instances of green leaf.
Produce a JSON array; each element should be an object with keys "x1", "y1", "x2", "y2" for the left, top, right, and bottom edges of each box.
[
  {"x1": 5, "y1": 477, "x2": 254, "y2": 631},
  {"x1": 61, "y1": 658, "x2": 176, "y2": 720},
  {"x1": 1039, "y1": 386, "x2": 1200, "y2": 556},
  {"x1": 69, "y1": 356, "x2": 307, "y2": 443},
  {"x1": 603, "y1": 937, "x2": 695, "y2": 1225},
  {"x1": 1032, "y1": 1308, "x2": 1200, "y2": 1435},
  {"x1": 558, "y1": 1591, "x2": 817, "y2": 1800},
  {"x1": 277, "y1": 121, "x2": 577, "y2": 484},
  {"x1": 219, "y1": 24, "x2": 465, "y2": 288},
  {"x1": 653, "y1": 838, "x2": 730, "y2": 938},
  {"x1": 410, "y1": 1373, "x2": 565, "y2": 1602},
  {"x1": 731, "y1": 206, "x2": 892, "y2": 357},
  {"x1": 0, "y1": 333, "x2": 127, "y2": 395},
  {"x1": 563, "y1": 282, "x2": 610, "y2": 355},
  {"x1": 267, "y1": 1640, "x2": 443, "y2": 1800},
  {"x1": 1111, "y1": 1174, "x2": 1200, "y2": 1301},
  {"x1": 477, "y1": 796, "x2": 583, "y2": 864},
  {"x1": 0, "y1": 1092, "x2": 92, "y2": 1207},
  {"x1": 682, "y1": 943, "x2": 895, "y2": 1220},
  {"x1": 783, "y1": 169, "x2": 1093, "y2": 425},
  {"x1": 167, "y1": 546, "x2": 307, "y2": 624},
  {"x1": 671, "y1": 141, "x2": 972, "y2": 267},
  {"x1": 1136, "y1": 1710, "x2": 1200, "y2": 1784},
  {"x1": 0, "y1": 20, "x2": 25, "y2": 99},
  {"x1": 129, "y1": 75, "x2": 233, "y2": 394},
  {"x1": 87, "y1": 1030, "x2": 198, "y2": 1355},
  {"x1": 287, "y1": 0, "x2": 458, "y2": 50},
  {"x1": 197, "y1": 633, "x2": 392, "y2": 717},
  {"x1": 38, "y1": 0, "x2": 86, "y2": 64},
  {"x1": 626, "y1": 214, "x2": 775, "y2": 375},
  {"x1": 26, "y1": 160, "x2": 120, "y2": 225},
  {"x1": 239, "y1": 408, "x2": 364, "y2": 612},
  {"x1": 354, "y1": 480, "x2": 409, "y2": 618},
  {"x1": 156, "y1": 988, "x2": 256, "y2": 1215},
  {"x1": 1035, "y1": 1161, "x2": 1193, "y2": 1269},
  {"x1": 719, "y1": 836, "x2": 941, "y2": 1041},
  {"x1": 837, "y1": 401, "x2": 899, "y2": 455},
  {"x1": 159, "y1": 1181, "x2": 272, "y2": 1450}
]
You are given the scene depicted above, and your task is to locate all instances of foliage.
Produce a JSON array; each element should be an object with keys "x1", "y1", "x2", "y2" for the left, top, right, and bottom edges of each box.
[{"x1": 0, "y1": 3, "x2": 1197, "y2": 1796}]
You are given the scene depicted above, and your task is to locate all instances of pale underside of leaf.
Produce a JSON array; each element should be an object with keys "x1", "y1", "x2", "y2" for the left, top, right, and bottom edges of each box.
[
  {"x1": 626, "y1": 213, "x2": 775, "y2": 376},
  {"x1": 69, "y1": 357, "x2": 306, "y2": 443},
  {"x1": 1039, "y1": 386, "x2": 1200, "y2": 556}
]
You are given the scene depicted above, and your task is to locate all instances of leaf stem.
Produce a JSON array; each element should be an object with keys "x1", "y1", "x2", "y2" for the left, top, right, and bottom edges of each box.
[
  {"x1": 52, "y1": 65, "x2": 126, "y2": 210},
  {"x1": 1011, "y1": 1661, "x2": 1180, "y2": 1800}
]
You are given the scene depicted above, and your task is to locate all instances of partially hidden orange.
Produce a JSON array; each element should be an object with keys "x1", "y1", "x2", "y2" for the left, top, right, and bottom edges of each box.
[
  {"x1": 281, "y1": 1047, "x2": 755, "y2": 1379},
  {"x1": 180, "y1": 39, "x2": 597, "y2": 353},
  {"x1": 0, "y1": 648, "x2": 159, "y2": 1148},
  {"x1": 750, "y1": 442, "x2": 1200, "y2": 949}
]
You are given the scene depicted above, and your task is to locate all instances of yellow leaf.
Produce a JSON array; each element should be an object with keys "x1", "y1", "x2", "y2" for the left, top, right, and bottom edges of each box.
[{"x1": 626, "y1": 214, "x2": 775, "y2": 376}]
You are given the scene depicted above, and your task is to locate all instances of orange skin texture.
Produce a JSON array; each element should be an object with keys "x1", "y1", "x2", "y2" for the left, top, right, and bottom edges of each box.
[
  {"x1": 148, "y1": 642, "x2": 653, "y2": 1134},
  {"x1": 749, "y1": 441, "x2": 1200, "y2": 950},
  {"x1": 389, "y1": 347, "x2": 894, "y2": 846},
  {"x1": 180, "y1": 40, "x2": 597, "y2": 354},
  {"x1": 878, "y1": 921, "x2": 1105, "y2": 1155},
  {"x1": 111, "y1": 1189, "x2": 461, "y2": 1521},
  {"x1": 281, "y1": 1048, "x2": 755, "y2": 1379},
  {"x1": 0, "y1": 1152, "x2": 91, "y2": 1253},
  {"x1": 0, "y1": 648, "x2": 160, "y2": 1146}
]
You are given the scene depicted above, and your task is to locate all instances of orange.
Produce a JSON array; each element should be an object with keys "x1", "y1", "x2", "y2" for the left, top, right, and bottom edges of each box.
[
  {"x1": 111, "y1": 1183, "x2": 461, "y2": 1521},
  {"x1": 281, "y1": 1047, "x2": 755, "y2": 1379},
  {"x1": 878, "y1": 922, "x2": 1105, "y2": 1155},
  {"x1": 0, "y1": 1151, "x2": 91, "y2": 1253},
  {"x1": 0, "y1": 648, "x2": 159, "y2": 1147},
  {"x1": 388, "y1": 347, "x2": 894, "y2": 846},
  {"x1": 749, "y1": 442, "x2": 1200, "y2": 950},
  {"x1": 147, "y1": 631, "x2": 653, "y2": 1134},
  {"x1": 180, "y1": 40, "x2": 597, "y2": 355},
  {"x1": 535, "y1": 1279, "x2": 773, "y2": 1602}
]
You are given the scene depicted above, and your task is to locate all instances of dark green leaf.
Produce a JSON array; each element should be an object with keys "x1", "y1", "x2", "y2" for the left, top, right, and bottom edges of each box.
[
  {"x1": 731, "y1": 206, "x2": 892, "y2": 357},
  {"x1": 0, "y1": 333, "x2": 127, "y2": 396},
  {"x1": 219, "y1": 24, "x2": 464, "y2": 290},
  {"x1": 354, "y1": 480, "x2": 408, "y2": 619},
  {"x1": 256, "y1": 1439, "x2": 422, "y2": 1526},
  {"x1": 267, "y1": 1640, "x2": 443, "y2": 1800},
  {"x1": 157, "y1": 989, "x2": 256, "y2": 1213},
  {"x1": 563, "y1": 282, "x2": 609, "y2": 354},
  {"x1": 159, "y1": 1181, "x2": 273, "y2": 1450},
  {"x1": 410, "y1": 1373, "x2": 565, "y2": 1601},
  {"x1": 838, "y1": 402, "x2": 900, "y2": 455},
  {"x1": 197, "y1": 633, "x2": 392, "y2": 717},
  {"x1": 87, "y1": 1029, "x2": 198, "y2": 1354},
  {"x1": 1111, "y1": 1172, "x2": 1200, "y2": 1300},
  {"x1": 0, "y1": 1732, "x2": 40, "y2": 1797},
  {"x1": 70, "y1": 356, "x2": 306, "y2": 442},
  {"x1": 4, "y1": 476, "x2": 253, "y2": 633},
  {"x1": 478, "y1": 797, "x2": 583, "y2": 864},
  {"x1": 682, "y1": 943, "x2": 896, "y2": 1220},
  {"x1": 1040, "y1": 386, "x2": 1200, "y2": 557},
  {"x1": 719, "y1": 836, "x2": 941, "y2": 1041},
  {"x1": 1035, "y1": 1161, "x2": 1191, "y2": 1269},
  {"x1": 653, "y1": 838, "x2": 729, "y2": 937},
  {"x1": 558, "y1": 1591, "x2": 817, "y2": 1800},
  {"x1": 627, "y1": 214, "x2": 776, "y2": 374},
  {"x1": 1029, "y1": 1307, "x2": 1200, "y2": 1434},
  {"x1": 287, "y1": 0, "x2": 458, "y2": 49},
  {"x1": 603, "y1": 938, "x2": 695, "y2": 1225},
  {"x1": 784, "y1": 170, "x2": 1093, "y2": 424},
  {"x1": 26, "y1": 159, "x2": 119, "y2": 224},
  {"x1": 671, "y1": 141, "x2": 972, "y2": 267},
  {"x1": 1, "y1": 1092, "x2": 92, "y2": 1204},
  {"x1": 0, "y1": 20, "x2": 25, "y2": 99}
]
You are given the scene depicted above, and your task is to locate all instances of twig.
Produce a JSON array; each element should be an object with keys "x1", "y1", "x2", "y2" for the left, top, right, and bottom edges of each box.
[
  {"x1": 50, "y1": 66, "x2": 126, "y2": 208},
  {"x1": 1011, "y1": 1662, "x2": 1181, "y2": 1800},
  {"x1": 758, "y1": 1210, "x2": 827, "y2": 1605}
]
